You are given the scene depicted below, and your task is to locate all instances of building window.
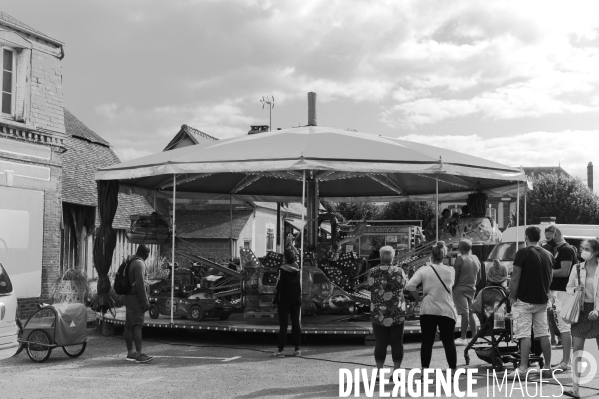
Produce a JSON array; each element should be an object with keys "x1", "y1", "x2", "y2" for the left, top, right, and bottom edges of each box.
[
  {"x1": 1, "y1": 48, "x2": 15, "y2": 115},
  {"x1": 266, "y1": 227, "x2": 274, "y2": 252},
  {"x1": 243, "y1": 240, "x2": 251, "y2": 249}
]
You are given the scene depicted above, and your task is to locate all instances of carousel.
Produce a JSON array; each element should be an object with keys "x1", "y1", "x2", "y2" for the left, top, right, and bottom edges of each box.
[{"x1": 93, "y1": 93, "x2": 526, "y2": 339}]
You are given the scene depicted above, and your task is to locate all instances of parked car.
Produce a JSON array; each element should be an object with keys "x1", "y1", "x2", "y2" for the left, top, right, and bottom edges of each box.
[
  {"x1": 484, "y1": 224, "x2": 599, "y2": 275},
  {"x1": 0, "y1": 262, "x2": 19, "y2": 361},
  {"x1": 148, "y1": 287, "x2": 234, "y2": 321}
]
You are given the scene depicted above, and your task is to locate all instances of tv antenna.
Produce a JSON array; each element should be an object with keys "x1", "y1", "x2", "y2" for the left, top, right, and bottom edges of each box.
[{"x1": 260, "y1": 95, "x2": 274, "y2": 131}]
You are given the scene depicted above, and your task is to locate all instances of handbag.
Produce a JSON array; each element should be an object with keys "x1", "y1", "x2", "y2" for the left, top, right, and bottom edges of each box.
[{"x1": 561, "y1": 264, "x2": 583, "y2": 324}]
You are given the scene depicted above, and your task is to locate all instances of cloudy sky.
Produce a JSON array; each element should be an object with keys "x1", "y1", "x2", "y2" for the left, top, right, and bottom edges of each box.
[{"x1": 6, "y1": 1, "x2": 599, "y2": 189}]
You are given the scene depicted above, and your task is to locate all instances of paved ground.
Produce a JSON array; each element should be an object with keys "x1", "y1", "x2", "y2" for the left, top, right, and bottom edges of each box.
[{"x1": 1, "y1": 325, "x2": 599, "y2": 398}]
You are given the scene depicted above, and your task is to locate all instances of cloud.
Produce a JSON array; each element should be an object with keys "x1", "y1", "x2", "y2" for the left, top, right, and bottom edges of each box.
[
  {"x1": 399, "y1": 131, "x2": 599, "y2": 191},
  {"x1": 94, "y1": 103, "x2": 119, "y2": 119},
  {"x1": 12, "y1": 0, "x2": 599, "y2": 165}
]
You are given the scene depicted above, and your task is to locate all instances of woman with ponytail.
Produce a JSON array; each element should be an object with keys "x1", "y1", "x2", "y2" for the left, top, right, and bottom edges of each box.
[{"x1": 406, "y1": 241, "x2": 458, "y2": 372}]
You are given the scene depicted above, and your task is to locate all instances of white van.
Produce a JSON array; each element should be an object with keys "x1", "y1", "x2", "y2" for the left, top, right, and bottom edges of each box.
[
  {"x1": 484, "y1": 224, "x2": 599, "y2": 274},
  {"x1": 0, "y1": 262, "x2": 18, "y2": 361}
]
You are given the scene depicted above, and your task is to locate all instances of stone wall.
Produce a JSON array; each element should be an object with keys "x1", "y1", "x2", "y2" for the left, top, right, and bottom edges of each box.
[{"x1": 30, "y1": 47, "x2": 65, "y2": 133}]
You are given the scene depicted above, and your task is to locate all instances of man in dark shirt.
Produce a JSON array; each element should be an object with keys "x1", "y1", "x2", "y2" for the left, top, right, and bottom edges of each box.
[
  {"x1": 509, "y1": 226, "x2": 553, "y2": 376},
  {"x1": 548, "y1": 227, "x2": 577, "y2": 372}
]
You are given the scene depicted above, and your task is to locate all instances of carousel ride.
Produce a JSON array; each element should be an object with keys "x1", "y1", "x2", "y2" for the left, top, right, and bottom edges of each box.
[{"x1": 92, "y1": 93, "x2": 525, "y2": 335}]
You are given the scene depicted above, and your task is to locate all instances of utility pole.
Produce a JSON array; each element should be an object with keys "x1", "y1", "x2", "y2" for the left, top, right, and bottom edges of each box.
[{"x1": 260, "y1": 95, "x2": 274, "y2": 131}]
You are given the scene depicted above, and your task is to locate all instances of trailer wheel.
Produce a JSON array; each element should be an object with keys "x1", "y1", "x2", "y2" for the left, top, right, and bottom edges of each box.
[
  {"x1": 149, "y1": 304, "x2": 159, "y2": 319},
  {"x1": 190, "y1": 306, "x2": 204, "y2": 321},
  {"x1": 26, "y1": 329, "x2": 52, "y2": 363},
  {"x1": 63, "y1": 342, "x2": 87, "y2": 358}
]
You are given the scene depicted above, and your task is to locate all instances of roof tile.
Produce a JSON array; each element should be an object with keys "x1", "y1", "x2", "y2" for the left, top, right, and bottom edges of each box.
[{"x1": 62, "y1": 109, "x2": 154, "y2": 227}]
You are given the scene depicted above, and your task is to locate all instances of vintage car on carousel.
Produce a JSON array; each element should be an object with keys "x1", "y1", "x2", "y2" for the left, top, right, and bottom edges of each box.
[{"x1": 148, "y1": 268, "x2": 234, "y2": 321}]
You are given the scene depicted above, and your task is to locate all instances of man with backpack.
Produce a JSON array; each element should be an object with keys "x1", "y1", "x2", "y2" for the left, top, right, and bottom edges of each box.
[{"x1": 122, "y1": 244, "x2": 153, "y2": 363}]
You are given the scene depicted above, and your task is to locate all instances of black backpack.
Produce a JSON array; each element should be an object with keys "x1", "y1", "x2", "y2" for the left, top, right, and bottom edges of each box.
[{"x1": 114, "y1": 256, "x2": 141, "y2": 295}]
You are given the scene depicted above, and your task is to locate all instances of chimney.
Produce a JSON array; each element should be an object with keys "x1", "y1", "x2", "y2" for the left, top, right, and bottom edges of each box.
[
  {"x1": 307, "y1": 92, "x2": 317, "y2": 126},
  {"x1": 588, "y1": 162, "x2": 594, "y2": 190}
]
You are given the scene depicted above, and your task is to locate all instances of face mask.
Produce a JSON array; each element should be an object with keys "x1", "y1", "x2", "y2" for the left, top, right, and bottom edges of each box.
[{"x1": 581, "y1": 250, "x2": 593, "y2": 261}]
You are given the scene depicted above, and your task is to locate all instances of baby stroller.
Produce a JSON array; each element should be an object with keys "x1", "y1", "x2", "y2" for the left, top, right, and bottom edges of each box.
[{"x1": 464, "y1": 286, "x2": 545, "y2": 372}]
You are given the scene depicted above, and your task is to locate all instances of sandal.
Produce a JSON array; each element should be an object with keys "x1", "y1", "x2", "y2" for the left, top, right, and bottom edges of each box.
[{"x1": 563, "y1": 389, "x2": 580, "y2": 398}]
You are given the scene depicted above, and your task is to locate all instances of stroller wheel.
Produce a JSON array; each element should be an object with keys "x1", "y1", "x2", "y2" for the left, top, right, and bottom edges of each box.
[{"x1": 493, "y1": 358, "x2": 504, "y2": 372}]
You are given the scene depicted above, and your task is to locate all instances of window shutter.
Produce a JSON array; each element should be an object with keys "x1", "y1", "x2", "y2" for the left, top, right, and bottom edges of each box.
[{"x1": 14, "y1": 48, "x2": 30, "y2": 122}]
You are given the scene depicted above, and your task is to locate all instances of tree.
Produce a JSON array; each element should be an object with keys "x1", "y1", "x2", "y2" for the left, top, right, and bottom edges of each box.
[
  {"x1": 511, "y1": 172, "x2": 599, "y2": 225},
  {"x1": 333, "y1": 202, "x2": 382, "y2": 221},
  {"x1": 380, "y1": 201, "x2": 437, "y2": 226}
]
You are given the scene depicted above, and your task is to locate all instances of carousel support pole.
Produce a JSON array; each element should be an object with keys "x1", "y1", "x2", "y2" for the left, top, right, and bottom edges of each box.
[
  {"x1": 436, "y1": 174, "x2": 439, "y2": 242},
  {"x1": 276, "y1": 203, "x2": 281, "y2": 252},
  {"x1": 230, "y1": 195, "x2": 234, "y2": 258},
  {"x1": 171, "y1": 174, "x2": 176, "y2": 326},
  {"x1": 300, "y1": 170, "x2": 306, "y2": 322},
  {"x1": 516, "y1": 181, "x2": 520, "y2": 250}
]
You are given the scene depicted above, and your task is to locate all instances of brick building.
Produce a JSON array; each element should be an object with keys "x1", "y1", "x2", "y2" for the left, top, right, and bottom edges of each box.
[
  {"x1": 0, "y1": 12, "x2": 67, "y2": 315},
  {"x1": 0, "y1": 12, "x2": 156, "y2": 317}
]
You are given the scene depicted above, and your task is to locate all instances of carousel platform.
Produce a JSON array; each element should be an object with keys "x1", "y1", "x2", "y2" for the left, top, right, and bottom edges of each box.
[{"x1": 97, "y1": 309, "x2": 468, "y2": 341}]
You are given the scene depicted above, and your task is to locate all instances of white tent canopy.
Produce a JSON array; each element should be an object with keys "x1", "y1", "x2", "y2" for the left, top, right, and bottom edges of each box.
[{"x1": 96, "y1": 126, "x2": 525, "y2": 202}]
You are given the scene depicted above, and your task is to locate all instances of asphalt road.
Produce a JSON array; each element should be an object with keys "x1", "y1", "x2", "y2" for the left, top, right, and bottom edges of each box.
[{"x1": 1, "y1": 325, "x2": 599, "y2": 399}]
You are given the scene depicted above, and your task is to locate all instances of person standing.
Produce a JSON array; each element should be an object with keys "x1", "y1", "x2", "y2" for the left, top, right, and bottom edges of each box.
[
  {"x1": 543, "y1": 225, "x2": 559, "y2": 347},
  {"x1": 564, "y1": 238, "x2": 599, "y2": 398},
  {"x1": 367, "y1": 246, "x2": 408, "y2": 372},
  {"x1": 425, "y1": 209, "x2": 450, "y2": 241},
  {"x1": 124, "y1": 244, "x2": 153, "y2": 363},
  {"x1": 273, "y1": 249, "x2": 302, "y2": 357},
  {"x1": 406, "y1": 241, "x2": 458, "y2": 372},
  {"x1": 548, "y1": 226, "x2": 577, "y2": 373},
  {"x1": 453, "y1": 239, "x2": 481, "y2": 345},
  {"x1": 508, "y1": 226, "x2": 553, "y2": 376}
]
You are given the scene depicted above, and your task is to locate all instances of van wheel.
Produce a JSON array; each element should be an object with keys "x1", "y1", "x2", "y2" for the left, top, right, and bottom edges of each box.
[
  {"x1": 190, "y1": 306, "x2": 204, "y2": 321},
  {"x1": 149, "y1": 304, "x2": 159, "y2": 319}
]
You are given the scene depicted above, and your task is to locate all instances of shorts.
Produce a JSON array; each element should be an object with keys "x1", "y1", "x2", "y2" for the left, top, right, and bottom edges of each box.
[
  {"x1": 512, "y1": 299, "x2": 550, "y2": 340},
  {"x1": 549, "y1": 290, "x2": 571, "y2": 334},
  {"x1": 125, "y1": 295, "x2": 146, "y2": 328},
  {"x1": 453, "y1": 287, "x2": 475, "y2": 316}
]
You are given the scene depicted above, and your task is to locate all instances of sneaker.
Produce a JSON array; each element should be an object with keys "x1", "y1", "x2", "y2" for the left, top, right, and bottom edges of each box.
[
  {"x1": 274, "y1": 351, "x2": 285, "y2": 357},
  {"x1": 126, "y1": 353, "x2": 138, "y2": 362},
  {"x1": 135, "y1": 353, "x2": 154, "y2": 364},
  {"x1": 455, "y1": 338, "x2": 468, "y2": 346},
  {"x1": 551, "y1": 362, "x2": 571, "y2": 373},
  {"x1": 556, "y1": 340, "x2": 563, "y2": 349},
  {"x1": 294, "y1": 349, "x2": 301, "y2": 357}
]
